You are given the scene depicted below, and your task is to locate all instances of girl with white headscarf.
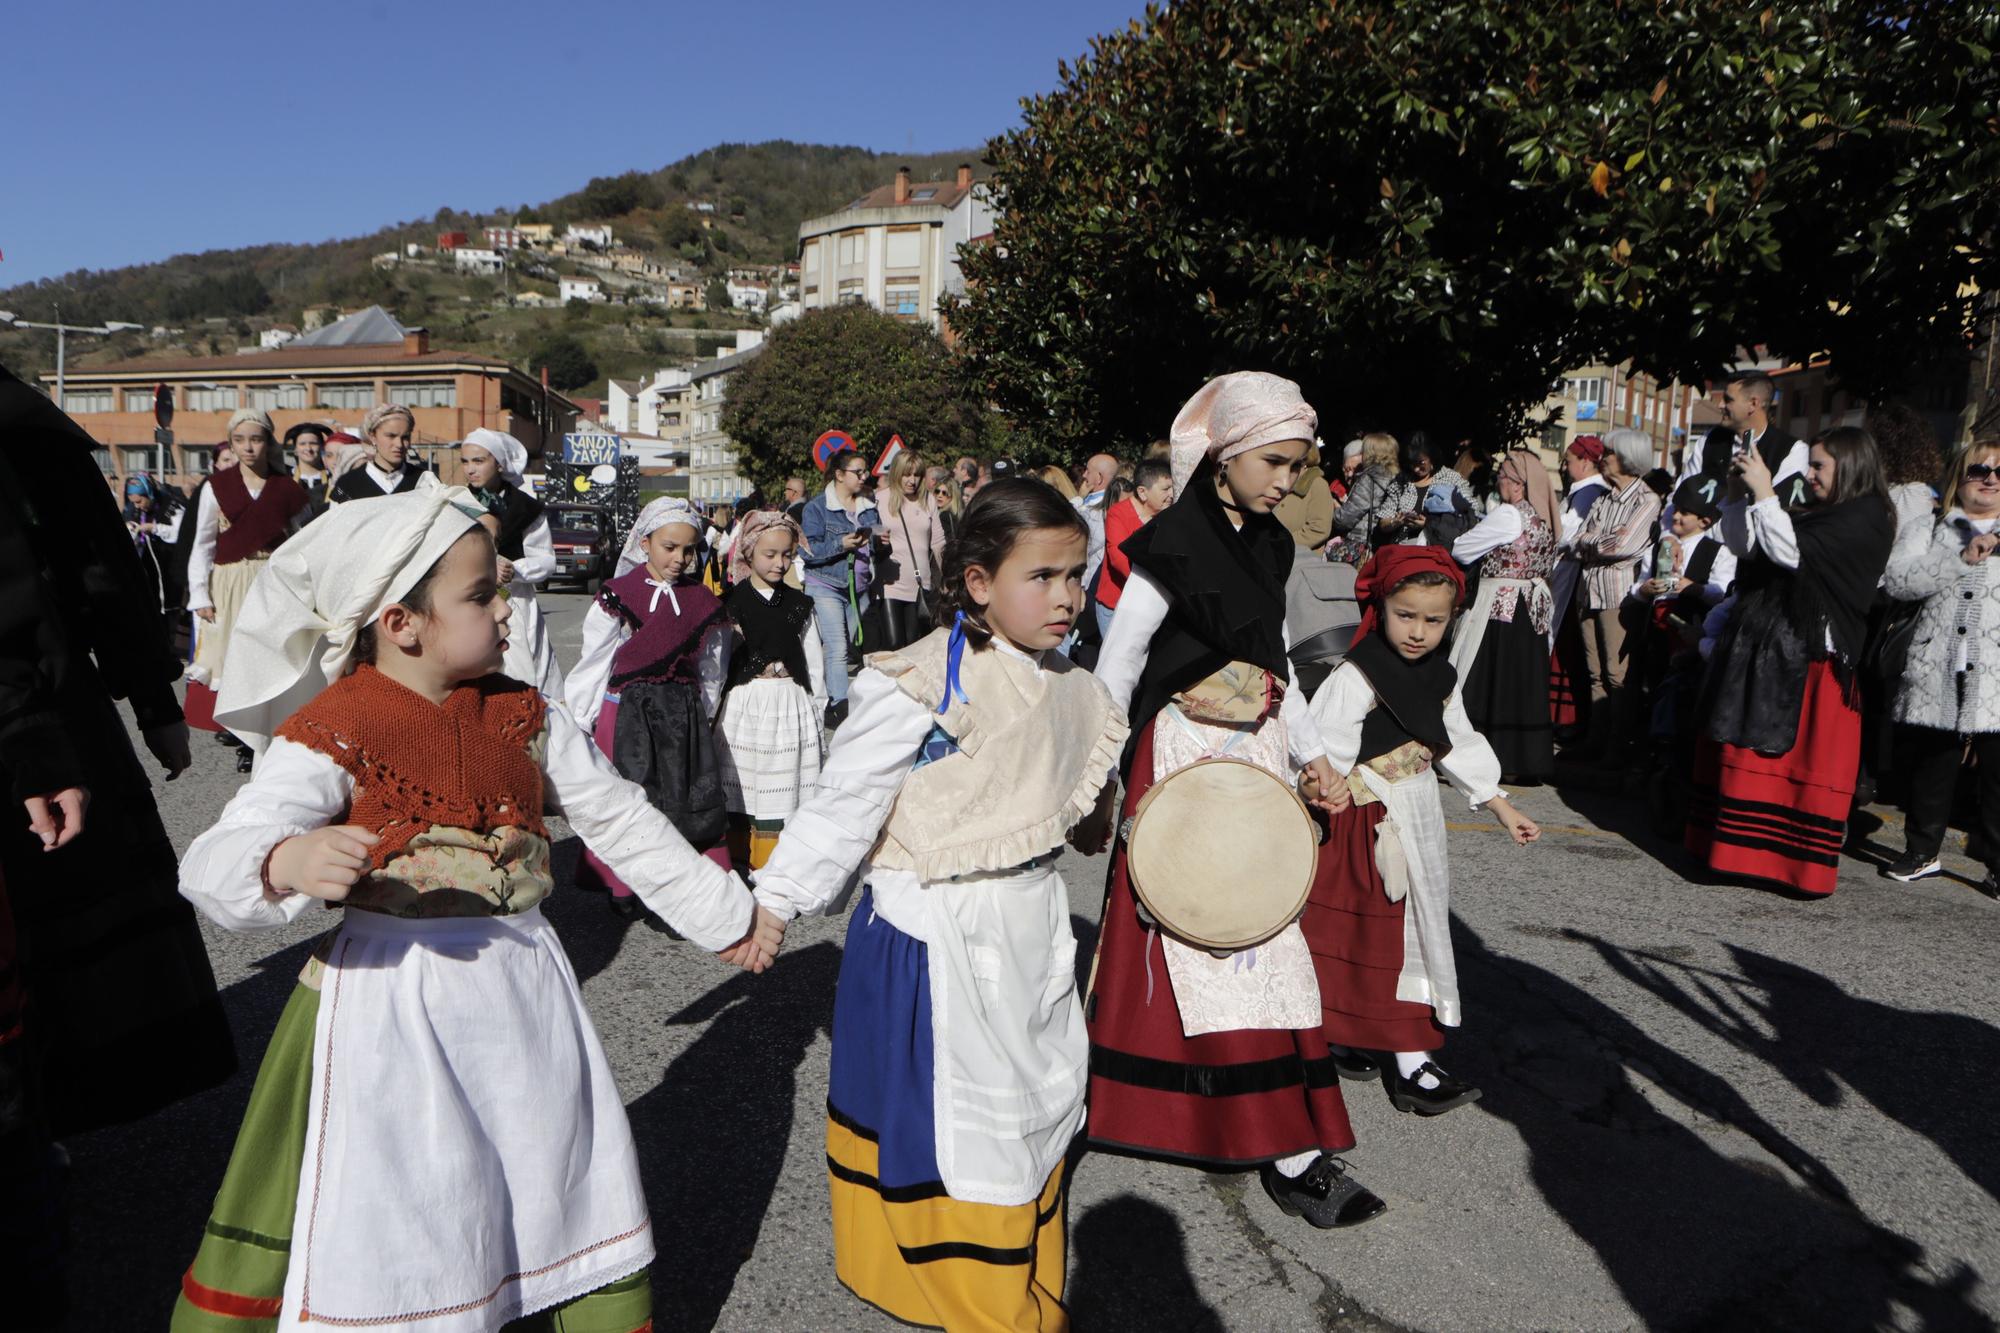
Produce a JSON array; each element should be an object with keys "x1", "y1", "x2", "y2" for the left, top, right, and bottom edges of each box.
[
  {"x1": 459, "y1": 428, "x2": 563, "y2": 699},
  {"x1": 174, "y1": 478, "x2": 779, "y2": 1332},
  {"x1": 185, "y1": 405, "x2": 312, "y2": 771},
  {"x1": 1088, "y1": 371, "x2": 1387, "y2": 1231},
  {"x1": 564, "y1": 498, "x2": 738, "y2": 920}
]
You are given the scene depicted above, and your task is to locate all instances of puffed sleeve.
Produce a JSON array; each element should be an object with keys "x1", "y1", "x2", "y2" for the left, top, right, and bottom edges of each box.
[
  {"x1": 511, "y1": 513, "x2": 557, "y2": 584},
  {"x1": 564, "y1": 601, "x2": 625, "y2": 729},
  {"x1": 541, "y1": 705, "x2": 754, "y2": 950},
  {"x1": 179, "y1": 736, "x2": 347, "y2": 931},
  {"x1": 186, "y1": 484, "x2": 222, "y2": 613},
  {"x1": 1436, "y1": 690, "x2": 1503, "y2": 809},
  {"x1": 1095, "y1": 567, "x2": 1171, "y2": 713},
  {"x1": 1451, "y1": 504, "x2": 1523, "y2": 565},
  {"x1": 1305, "y1": 661, "x2": 1374, "y2": 776},
  {"x1": 751, "y1": 667, "x2": 935, "y2": 922}
]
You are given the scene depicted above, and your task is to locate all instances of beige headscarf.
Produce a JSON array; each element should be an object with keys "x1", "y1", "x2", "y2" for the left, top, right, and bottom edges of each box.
[
  {"x1": 225, "y1": 406, "x2": 277, "y2": 442},
  {"x1": 1167, "y1": 372, "x2": 1319, "y2": 500},
  {"x1": 360, "y1": 402, "x2": 416, "y2": 441},
  {"x1": 1499, "y1": 448, "x2": 1560, "y2": 534},
  {"x1": 213, "y1": 474, "x2": 488, "y2": 751},
  {"x1": 729, "y1": 508, "x2": 804, "y2": 583}
]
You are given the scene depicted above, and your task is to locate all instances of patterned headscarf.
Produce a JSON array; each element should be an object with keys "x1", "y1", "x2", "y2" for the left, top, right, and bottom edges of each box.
[
  {"x1": 615, "y1": 497, "x2": 703, "y2": 576},
  {"x1": 360, "y1": 402, "x2": 416, "y2": 441},
  {"x1": 1499, "y1": 448, "x2": 1561, "y2": 534},
  {"x1": 1167, "y1": 372, "x2": 1319, "y2": 500},
  {"x1": 729, "y1": 508, "x2": 803, "y2": 583}
]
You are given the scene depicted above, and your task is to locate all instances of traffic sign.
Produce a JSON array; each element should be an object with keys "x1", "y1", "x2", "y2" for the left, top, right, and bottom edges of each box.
[
  {"x1": 872, "y1": 433, "x2": 904, "y2": 477},
  {"x1": 813, "y1": 430, "x2": 854, "y2": 472},
  {"x1": 562, "y1": 433, "x2": 623, "y2": 466}
]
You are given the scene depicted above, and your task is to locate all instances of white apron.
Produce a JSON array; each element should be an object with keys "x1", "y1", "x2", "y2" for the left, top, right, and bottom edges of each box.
[
  {"x1": 1355, "y1": 764, "x2": 1462, "y2": 1027},
  {"x1": 871, "y1": 863, "x2": 1087, "y2": 1208},
  {"x1": 280, "y1": 907, "x2": 652, "y2": 1332}
]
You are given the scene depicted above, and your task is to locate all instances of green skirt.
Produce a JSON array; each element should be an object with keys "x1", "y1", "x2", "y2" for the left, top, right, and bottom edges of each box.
[{"x1": 170, "y1": 981, "x2": 653, "y2": 1333}]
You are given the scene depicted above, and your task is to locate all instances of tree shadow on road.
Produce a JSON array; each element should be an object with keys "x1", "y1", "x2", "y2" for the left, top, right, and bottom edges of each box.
[
  {"x1": 623, "y1": 940, "x2": 841, "y2": 1331},
  {"x1": 1067, "y1": 1193, "x2": 1225, "y2": 1331},
  {"x1": 1454, "y1": 923, "x2": 1991, "y2": 1330},
  {"x1": 1574, "y1": 932, "x2": 2000, "y2": 1211}
]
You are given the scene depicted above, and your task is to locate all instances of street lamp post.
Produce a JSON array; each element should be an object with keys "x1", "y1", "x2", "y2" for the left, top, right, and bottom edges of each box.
[{"x1": 0, "y1": 307, "x2": 137, "y2": 406}]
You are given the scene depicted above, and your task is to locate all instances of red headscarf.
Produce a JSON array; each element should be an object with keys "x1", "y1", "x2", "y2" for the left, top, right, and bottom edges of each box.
[
  {"x1": 1351, "y1": 545, "x2": 1467, "y2": 647},
  {"x1": 1567, "y1": 434, "x2": 1606, "y2": 462}
]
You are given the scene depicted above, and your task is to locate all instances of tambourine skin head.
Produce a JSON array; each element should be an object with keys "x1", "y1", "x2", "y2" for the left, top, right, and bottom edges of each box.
[{"x1": 1125, "y1": 757, "x2": 1318, "y2": 953}]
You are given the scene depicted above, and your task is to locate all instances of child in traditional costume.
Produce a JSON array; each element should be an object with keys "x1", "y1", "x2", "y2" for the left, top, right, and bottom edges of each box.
[
  {"x1": 565, "y1": 499, "x2": 734, "y2": 919},
  {"x1": 715, "y1": 509, "x2": 825, "y2": 872},
  {"x1": 1090, "y1": 372, "x2": 1384, "y2": 1231},
  {"x1": 186, "y1": 407, "x2": 311, "y2": 772},
  {"x1": 171, "y1": 479, "x2": 782, "y2": 1333},
  {"x1": 1304, "y1": 546, "x2": 1539, "y2": 1115},
  {"x1": 753, "y1": 478, "x2": 1126, "y2": 1331},
  {"x1": 458, "y1": 428, "x2": 564, "y2": 700}
]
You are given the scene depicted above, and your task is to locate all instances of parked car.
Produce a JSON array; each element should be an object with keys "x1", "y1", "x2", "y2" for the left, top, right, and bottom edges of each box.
[{"x1": 542, "y1": 503, "x2": 614, "y2": 593}]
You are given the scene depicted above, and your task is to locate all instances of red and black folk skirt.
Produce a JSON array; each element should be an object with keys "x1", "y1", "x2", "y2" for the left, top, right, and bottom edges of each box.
[
  {"x1": 1300, "y1": 801, "x2": 1448, "y2": 1054},
  {"x1": 1685, "y1": 661, "x2": 1858, "y2": 897},
  {"x1": 1084, "y1": 719, "x2": 1355, "y2": 1167}
]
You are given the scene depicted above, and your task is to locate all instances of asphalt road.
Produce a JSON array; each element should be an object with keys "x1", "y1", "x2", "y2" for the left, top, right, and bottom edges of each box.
[{"x1": 64, "y1": 591, "x2": 2000, "y2": 1331}]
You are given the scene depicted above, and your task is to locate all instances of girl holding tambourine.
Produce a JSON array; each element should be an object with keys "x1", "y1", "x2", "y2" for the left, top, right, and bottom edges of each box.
[{"x1": 1090, "y1": 372, "x2": 1387, "y2": 1232}]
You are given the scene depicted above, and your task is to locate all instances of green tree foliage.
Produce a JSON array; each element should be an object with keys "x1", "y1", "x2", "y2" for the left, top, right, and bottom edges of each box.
[
  {"x1": 721, "y1": 306, "x2": 981, "y2": 493},
  {"x1": 951, "y1": 0, "x2": 2000, "y2": 452},
  {"x1": 163, "y1": 270, "x2": 271, "y2": 321},
  {"x1": 530, "y1": 332, "x2": 598, "y2": 392}
]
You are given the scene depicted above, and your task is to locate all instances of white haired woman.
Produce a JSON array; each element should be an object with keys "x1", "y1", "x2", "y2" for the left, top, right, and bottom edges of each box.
[
  {"x1": 329, "y1": 403, "x2": 430, "y2": 501},
  {"x1": 1569, "y1": 428, "x2": 1662, "y2": 763}
]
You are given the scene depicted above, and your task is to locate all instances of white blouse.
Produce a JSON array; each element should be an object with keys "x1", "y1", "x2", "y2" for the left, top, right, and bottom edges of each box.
[
  {"x1": 507, "y1": 514, "x2": 557, "y2": 587},
  {"x1": 563, "y1": 595, "x2": 732, "y2": 729},
  {"x1": 178, "y1": 705, "x2": 755, "y2": 951},
  {"x1": 1094, "y1": 567, "x2": 1328, "y2": 768},
  {"x1": 1451, "y1": 503, "x2": 1525, "y2": 565},
  {"x1": 1309, "y1": 661, "x2": 1503, "y2": 810}
]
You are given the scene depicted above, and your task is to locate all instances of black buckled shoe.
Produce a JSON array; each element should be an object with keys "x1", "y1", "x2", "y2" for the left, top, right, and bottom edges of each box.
[
  {"x1": 1388, "y1": 1061, "x2": 1482, "y2": 1116},
  {"x1": 1979, "y1": 871, "x2": 1999, "y2": 901},
  {"x1": 215, "y1": 729, "x2": 242, "y2": 747},
  {"x1": 1331, "y1": 1048, "x2": 1382, "y2": 1080},
  {"x1": 1259, "y1": 1155, "x2": 1386, "y2": 1229},
  {"x1": 235, "y1": 746, "x2": 255, "y2": 774},
  {"x1": 824, "y1": 699, "x2": 849, "y2": 732}
]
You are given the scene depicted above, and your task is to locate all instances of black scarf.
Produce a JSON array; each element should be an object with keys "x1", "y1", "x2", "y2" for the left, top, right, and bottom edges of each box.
[
  {"x1": 1343, "y1": 635, "x2": 1457, "y2": 764},
  {"x1": 472, "y1": 480, "x2": 544, "y2": 560},
  {"x1": 1702, "y1": 493, "x2": 1893, "y2": 752},
  {"x1": 1119, "y1": 474, "x2": 1293, "y2": 770}
]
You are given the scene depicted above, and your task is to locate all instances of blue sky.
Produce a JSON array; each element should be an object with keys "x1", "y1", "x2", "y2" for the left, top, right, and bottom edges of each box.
[{"x1": 0, "y1": 0, "x2": 1148, "y2": 289}]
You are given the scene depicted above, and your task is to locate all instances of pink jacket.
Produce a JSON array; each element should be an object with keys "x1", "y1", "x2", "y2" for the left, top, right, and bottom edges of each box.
[{"x1": 879, "y1": 497, "x2": 947, "y2": 602}]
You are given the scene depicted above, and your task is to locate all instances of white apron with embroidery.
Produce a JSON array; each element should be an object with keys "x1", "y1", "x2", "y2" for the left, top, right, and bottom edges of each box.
[
  {"x1": 1355, "y1": 762, "x2": 1463, "y2": 1027},
  {"x1": 279, "y1": 906, "x2": 652, "y2": 1332},
  {"x1": 1147, "y1": 704, "x2": 1321, "y2": 1037}
]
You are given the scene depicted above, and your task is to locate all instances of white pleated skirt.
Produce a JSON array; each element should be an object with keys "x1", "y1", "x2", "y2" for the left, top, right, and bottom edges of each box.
[{"x1": 714, "y1": 676, "x2": 823, "y2": 820}]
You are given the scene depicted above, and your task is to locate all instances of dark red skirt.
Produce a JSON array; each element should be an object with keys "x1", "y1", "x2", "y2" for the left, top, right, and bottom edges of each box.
[
  {"x1": 183, "y1": 679, "x2": 220, "y2": 733},
  {"x1": 1685, "y1": 661, "x2": 1857, "y2": 896},
  {"x1": 1549, "y1": 613, "x2": 1588, "y2": 729},
  {"x1": 1085, "y1": 720, "x2": 1355, "y2": 1167},
  {"x1": 1300, "y1": 801, "x2": 1447, "y2": 1054}
]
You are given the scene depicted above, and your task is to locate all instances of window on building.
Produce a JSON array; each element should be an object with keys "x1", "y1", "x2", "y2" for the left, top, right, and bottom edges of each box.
[
  {"x1": 663, "y1": 412, "x2": 680, "y2": 427},
  {"x1": 838, "y1": 278, "x2": 864, "y2": 305},
  {"x1": 90, "y1": 447, "x2": 114, "y2": 476},
  {"x1": 247, "y1": 383, "x2": 308, "y2": 411},
  {"x1": 885, "y1": 229, "x2": 922, "y2": 270},
  {"x1": 183, "y1": 386, "x2": 239, "y2": 412},
  {"x1": 62, "y1": 389, "x2": 113, "y2": 414},
  {"x1": 884, "y1": 284, "x2": 921, "y2": 318},
  {"x1": 1564, "y1": 376, "x2": 1608, "y2": 404},
  {"x1": 802, "y1": 241, "x2": 820, "y2": 275},
  {"x1": 123, "y1": 389, "x2": 156, "y2": 413},
  {"x1": 318, "y1": 383, "x2": 374, "y2": 410},
  {"x1": 119, "y1": 445, "x2": 162, "y2": 475},
  {"x1": 398, "y1": 382, "x2": 456, "y2": 408},
  {"x1": 838, "y1": 232, "x2": 865, "y2": 267},
  {"x1": 185, "y1": 446, "x2": 217, "y2": 476}
]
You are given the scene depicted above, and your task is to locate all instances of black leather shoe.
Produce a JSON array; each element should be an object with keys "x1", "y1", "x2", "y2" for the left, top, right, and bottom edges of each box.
[
  {"x1": 235, "y1": 747, "x2": 255, "y2": 774},
  {"x1": 1388, "y1": 1061, "x2": 1482, "y2": 1116},
  {"x1": 824, "y1": 700, "x2": 849, "y2": 731},
  {"x1": 215, "y1": 729, "x2": 241, "y2": 747},
  {"x1": 1331, "y1": 1049, "x2": 1382, "y2": 1080},
  {"x1": 1979, "y1": 871, "x2": 1999, "y2": 901},
  {"x1": 1259, "y1": 1155, "x2": 1386, "y2": 1229}
]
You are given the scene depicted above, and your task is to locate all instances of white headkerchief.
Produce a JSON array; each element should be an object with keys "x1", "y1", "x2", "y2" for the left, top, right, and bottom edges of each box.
[
  {"x1": 462, "y1": 428, "x2": 528, "y2": 486},
  {"x1": 213, "y1": 473, "x2": 488, "y2": 752},
  {"x1": 615, "y1": 497, "x2": 703, "y2": 577},
  {"x1": 1166, "y1": 371, "x2": 1319, "y2": 501}
]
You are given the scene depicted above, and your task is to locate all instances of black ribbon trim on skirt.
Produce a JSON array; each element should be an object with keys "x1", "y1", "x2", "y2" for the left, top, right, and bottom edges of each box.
[
  {"x1": 826, "y1": 1098, "x2": 879, "y2": 1143},
  {"x1": 899, "y1": 1240, "x2": 1038, "y2": 1269},
  {"x1": 825, "y1": 1154, "x2": 952, "y2": 1205},
  {"x1": 1089, "y1": 1044, "x2": 1340, "y2": 1097}
]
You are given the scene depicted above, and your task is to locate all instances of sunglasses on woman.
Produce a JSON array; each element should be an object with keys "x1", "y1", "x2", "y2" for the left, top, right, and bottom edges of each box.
[{"x1": 1967, "y1": 463, "x2": 2000, "y2": 482}]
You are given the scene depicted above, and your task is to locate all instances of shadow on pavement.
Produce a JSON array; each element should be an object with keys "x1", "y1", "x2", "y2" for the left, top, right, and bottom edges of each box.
[
  {"x1": 1068, "y1": 1193, "x2": 1225, "y2": 1331},
  {"x1": 1455, "y1": 923, "x2": 1991, "y2": 1330},
  {"x1": 624, "y1": 940, "x2": 841, "y2": 1331},
  {"x1": 1578, "y1": 933, "x2": 2000, "y2": 1211}
]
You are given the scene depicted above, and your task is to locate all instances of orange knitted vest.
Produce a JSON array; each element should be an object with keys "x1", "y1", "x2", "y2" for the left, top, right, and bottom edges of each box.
[{"x1": 276, "y1": 665, "x2": 547, "y2": 871}]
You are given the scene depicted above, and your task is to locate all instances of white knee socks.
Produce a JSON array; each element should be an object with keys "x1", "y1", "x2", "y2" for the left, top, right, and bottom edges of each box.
[{"x1": 1395, "y1": 1051, "x2": 1441, "y2": 1089}]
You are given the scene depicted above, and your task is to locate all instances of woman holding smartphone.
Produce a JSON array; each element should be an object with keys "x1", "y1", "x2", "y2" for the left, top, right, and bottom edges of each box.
[{"x1": 800, "y1": 449, "x2": 883, "y2": 729}]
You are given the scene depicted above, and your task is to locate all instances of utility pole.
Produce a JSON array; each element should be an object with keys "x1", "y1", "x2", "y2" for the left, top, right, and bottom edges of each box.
[{"x1": 3, "y1": 305, "x2": 130, "y2": 405}]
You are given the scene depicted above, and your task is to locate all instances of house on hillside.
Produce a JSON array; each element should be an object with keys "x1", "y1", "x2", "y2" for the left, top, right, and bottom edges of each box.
[
  {"x1": 725, "y1": 279, "x2": 769, "y2": 312},
  {"x1": 517, "y1": 223, "x2": 556, "y2": 246},
  {"x1": 259, "y1": 326, "x2": 298, "y2": 350},
  {"x1": 796, "y1": 164, "x2": 993, "y2": 335},
  {"x1": 454, "y1": 248, "x2": 505, "y2": 275},
  {"x1": 666, "y1": 280, "x2": 706, "y2": 312},
  {"x1": 559, "y1": 278, "x2": 603, "y2": 304},
  {"x1": 485, "y1": 227, "x2": 524, "y2": 251},
  {"x1": 437, "y1": 231, "x2": 469, "y2": 250},
  {"x1": 50, "y1": 309, "x2": 578, "y2": 492},
  {"x1": 564, "y1": 224, "x2": 614, "y2": 249}
]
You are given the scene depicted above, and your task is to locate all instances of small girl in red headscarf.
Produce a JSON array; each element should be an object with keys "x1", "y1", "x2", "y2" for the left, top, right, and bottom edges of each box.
[{"x1": 1303, "y1": 545, "x2": 1538, "y2": 1116}]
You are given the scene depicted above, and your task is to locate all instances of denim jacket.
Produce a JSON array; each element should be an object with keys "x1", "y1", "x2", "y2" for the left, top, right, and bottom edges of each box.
[{"x1": 800, "y1": 486, "x2": 881, "y2": 595}]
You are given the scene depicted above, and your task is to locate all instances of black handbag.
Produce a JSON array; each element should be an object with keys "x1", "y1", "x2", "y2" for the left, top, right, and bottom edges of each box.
[{"x1": 1864, "y1": 598, "x2": 1924, "y2": 685}]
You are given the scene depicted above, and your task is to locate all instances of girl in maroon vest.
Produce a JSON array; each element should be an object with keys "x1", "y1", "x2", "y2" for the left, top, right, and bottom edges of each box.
[
  {"x1": 187, "y1": 408, "x2": 310, "y2": 771},
  {"x1": 565, "y1": 498, "x2": 735, "y2": 921}
]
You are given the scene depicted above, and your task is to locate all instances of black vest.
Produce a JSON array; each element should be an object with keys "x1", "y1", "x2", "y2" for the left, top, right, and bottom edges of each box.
[
  {"x1": 723, "y1": 581, "x2": 814, "y2": 691},
  {"x1": 329, "y1": 460, "x2": 430, "y2": 503},
  {"x1": 1345, "y1": 636, "x2": 1458, "y2": 765},
  {"x1": 474, "y1": 482, "x2": 544, "y2": 560},
  {"x1": 1696, "y1": 425, "x2": 1806, "y2": 509}
]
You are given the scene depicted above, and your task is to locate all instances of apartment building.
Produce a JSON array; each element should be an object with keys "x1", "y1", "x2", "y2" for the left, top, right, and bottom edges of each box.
[
  {"x1": 687, "y1": 333, "x2": 765, "y2": 502},
  {"x1": 795, "y1": 164, "x2": 994, "y2": 332}
]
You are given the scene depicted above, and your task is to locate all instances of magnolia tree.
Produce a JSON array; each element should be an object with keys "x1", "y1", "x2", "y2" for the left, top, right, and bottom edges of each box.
[
  {"x1": 720, "y1": 305, "x2": 983, "y2": 495},
  {"x1": 950, "y1": 0, "x2": 1999, "y2": 453}
]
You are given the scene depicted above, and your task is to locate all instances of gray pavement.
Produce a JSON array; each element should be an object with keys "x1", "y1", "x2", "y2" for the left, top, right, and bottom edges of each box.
[{"x1": 67, "y1": 591, "x2": 2000, "y2": 1330}]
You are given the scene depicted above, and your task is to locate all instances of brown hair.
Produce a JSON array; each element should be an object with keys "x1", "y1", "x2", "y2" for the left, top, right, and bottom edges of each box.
[
  {"x1": 1941, "y1": 438, "x2": 2000, "y2": 516},
  {"x1": 348, "y1": 526, "x2": 492, "y2": 666},
  {"x1": 936, "y1": 478, "x2": 1088, "y2": 649},
  {"x1": 1811, "y1": 425, "x2": 1892, "y2": 516}
]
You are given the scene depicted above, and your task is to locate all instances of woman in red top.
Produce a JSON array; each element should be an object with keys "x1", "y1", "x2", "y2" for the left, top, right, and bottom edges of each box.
[
  {"x1": 186, "y1": 408, "x2": 311, "y2": 769},
  {"x1": 1092, "y1": 456, "x2": 1174, "y2": 639}
]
